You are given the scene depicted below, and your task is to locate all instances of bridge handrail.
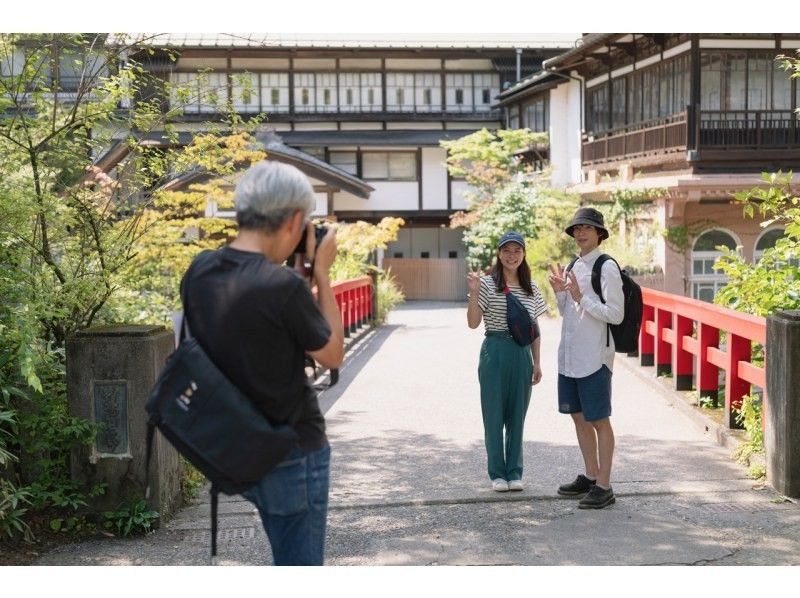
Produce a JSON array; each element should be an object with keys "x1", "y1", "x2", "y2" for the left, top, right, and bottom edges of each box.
[{"x1": 639, "y1": 288, "x2": 767, "y2": 429}]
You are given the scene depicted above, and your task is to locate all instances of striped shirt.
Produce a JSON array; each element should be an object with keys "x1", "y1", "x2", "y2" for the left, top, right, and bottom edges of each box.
[{"x1": 477, "y1": 275, "x2": 547, "y2": 333}]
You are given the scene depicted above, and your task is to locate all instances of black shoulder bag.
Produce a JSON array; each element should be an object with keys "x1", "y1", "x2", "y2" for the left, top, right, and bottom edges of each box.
[{"x1": 144, "y1": 279, "x2": 299, "y2": 563}]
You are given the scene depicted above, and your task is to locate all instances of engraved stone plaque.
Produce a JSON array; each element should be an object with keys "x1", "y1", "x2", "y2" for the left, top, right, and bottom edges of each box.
[{"x1": 93, "y1": 381, "x2": 128, "y2": 454}]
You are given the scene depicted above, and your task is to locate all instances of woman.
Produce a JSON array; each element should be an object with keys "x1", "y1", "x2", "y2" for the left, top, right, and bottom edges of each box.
[{"x1": 467, "y1": 231, "x2": 546, "y2": 492}]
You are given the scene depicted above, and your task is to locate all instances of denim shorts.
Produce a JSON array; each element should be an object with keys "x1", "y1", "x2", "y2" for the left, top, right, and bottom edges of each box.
[{"x1": 558, "y1": 365, "x2": 612, "y2": 422}]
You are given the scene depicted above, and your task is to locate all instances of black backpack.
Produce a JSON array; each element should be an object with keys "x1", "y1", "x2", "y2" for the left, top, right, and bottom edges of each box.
[{"x1": 566, "y1": 254, "x2": 642, "y2": 353}]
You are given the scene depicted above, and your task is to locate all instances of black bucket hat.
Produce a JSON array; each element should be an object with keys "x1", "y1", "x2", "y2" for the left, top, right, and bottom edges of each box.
[{"x1": 565, "y1": 207, "x2": 609, "y2": 241}]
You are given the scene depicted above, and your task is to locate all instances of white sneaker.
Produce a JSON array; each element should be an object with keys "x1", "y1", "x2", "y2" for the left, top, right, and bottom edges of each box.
[
  {"x1": 492, "y1": 479, "x2": 509, "y2": 492},
  {"x1": 508, "y1": 479, "x2": 524, "y2": 491}
]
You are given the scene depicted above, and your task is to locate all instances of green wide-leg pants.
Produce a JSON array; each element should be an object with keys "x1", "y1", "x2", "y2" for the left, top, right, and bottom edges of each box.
[{"x1": 478, "y1": 333, "x2": 533, "y2": 481}]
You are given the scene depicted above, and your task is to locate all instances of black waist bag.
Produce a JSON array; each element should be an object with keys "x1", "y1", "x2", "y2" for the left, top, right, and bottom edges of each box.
[{"x1": 144, "y1": 319, "x2": 299, "y2": 562}]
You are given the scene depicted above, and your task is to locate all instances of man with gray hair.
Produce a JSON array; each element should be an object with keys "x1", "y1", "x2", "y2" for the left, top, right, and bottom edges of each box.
[{"x1": 179, "y1": 160, "x2": 344, "y2": 564}]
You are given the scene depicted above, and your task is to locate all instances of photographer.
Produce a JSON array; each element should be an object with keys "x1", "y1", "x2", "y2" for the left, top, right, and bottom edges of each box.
[{"x1": 179, "y1": 160, "x2": 344, "y2": 565}]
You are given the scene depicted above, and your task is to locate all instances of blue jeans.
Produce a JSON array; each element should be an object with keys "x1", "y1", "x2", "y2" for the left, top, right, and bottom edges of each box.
[{"x1": 242, "y1": 444, "x2": 331, "y2": 566}]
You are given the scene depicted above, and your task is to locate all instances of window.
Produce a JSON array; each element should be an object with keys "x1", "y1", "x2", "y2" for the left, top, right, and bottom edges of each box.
[
  {"x1": 387, "y1": 73, "x2": 414, "y2": 112},
  {"x1": 362, "y1": 152, "x2": 417, "y2": 180},
  {"x1": 346, "y1": 88, "x2": 354, "y2": 105},
  {"x1": 261, "y1": 73, "x2": 289, "y2": 112},
  {"x1": 587, "y1": 83, "x2": 609, "y2": 133},
  {"x1": 415, "y1": 73, "x2": 440, "y2": 112},
  {"x1": 612, "y1": 77, "x2": 626, "y2": 129},
  {"x1": 446, "y1": 73, "x2": 474, "y2": 112},
  {"x1": 474, "y1": 73, "x2": 499, "y2": 111},
  {"x1": 316, "y1": 73, "x2": 337, "y2": 112},
  {"x1": 421, "y1": 252, "x2": 430, "y2": 258},
  {"x1": 448, "y1": 251, "x2": 458, "y2": 259},
  {"x1": 361, "y1": 73, "x2": 382, "y2": 111},
  {"x1": 329, "y1": 151, "x2": 358, "y2": 176},
  {"x1": 754, "y1": 227, "x2": 799, "y2": 266},
  {"x1": 170, "y1": 72, "x2": 227, "y2": 114},
  {"x1": 523, "y1": 95, "x2": 549, "y2": 132},
  {"x1": 232, "y1": 72, "x2": 258, "y2": 113},
  {"x1": 293, "y1": 73, "x2": 315, "y2": 112},
  {"x1": 508, "y1": 105, "x2": 520, "y2": 129},
  {"x1": 691, "y1": 229, "x2": 738, "y2": 302}
]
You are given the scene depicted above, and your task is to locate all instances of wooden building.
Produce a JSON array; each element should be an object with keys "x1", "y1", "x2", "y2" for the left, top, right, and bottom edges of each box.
[
  {"x1": 497, "y1": 33, "x2": 800, "y2": 300},
  {"x1": 123, "y1": 33, "x2": 576, "y2": 299}
]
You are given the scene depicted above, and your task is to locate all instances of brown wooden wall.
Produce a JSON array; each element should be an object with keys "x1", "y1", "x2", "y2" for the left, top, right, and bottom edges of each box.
[{"x1": 383, "y1": 258, "x2": 467, "y2": 301}]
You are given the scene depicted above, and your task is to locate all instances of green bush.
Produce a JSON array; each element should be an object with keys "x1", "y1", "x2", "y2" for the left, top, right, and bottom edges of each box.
[
  {"x1": 103, "y1": 500, "x2": 159, "y2": 537},
  {"x1": 376, "y1": 269, "x2": 405, "y2": 324}
]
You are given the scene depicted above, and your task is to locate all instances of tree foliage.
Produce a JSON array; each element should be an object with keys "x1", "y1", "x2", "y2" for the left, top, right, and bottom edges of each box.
[{"x1": 714, "y1": 170, "x2": 800, "y2": 316}]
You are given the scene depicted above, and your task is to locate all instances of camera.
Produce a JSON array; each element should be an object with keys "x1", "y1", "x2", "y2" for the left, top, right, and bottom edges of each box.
[{"x1": 294, "y1": 223, "x2": 328, "y2": 255}]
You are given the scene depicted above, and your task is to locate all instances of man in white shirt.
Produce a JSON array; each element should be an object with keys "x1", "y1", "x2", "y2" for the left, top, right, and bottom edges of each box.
[{"x1": 548, "y1": 207, "x2": 624, "y2": 509}]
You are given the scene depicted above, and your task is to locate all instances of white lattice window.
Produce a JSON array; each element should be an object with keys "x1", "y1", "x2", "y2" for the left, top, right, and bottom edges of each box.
[
  {"x1": 360, "y1": 73, "x2": 382, "y2": 111},
  {"x1": 387, "y1": 73, "x2": 415, "y2": 112},
  {"x1": 294, "y1": 73, "x2": 316, "y2": 113},
  {"x1": 473, "y1": 73, "x2": 499, "y2": 112},
  {"x1": 260, "y1": 73, "x2": 289, "y2": 113},
  {"x1": 170, "y1": 72, "x2": 201, "y2": 113},
  {"x1": 316, "y1": 73, "x2": 337, "y2": 112},
  {"x1": 231, "y1": 72, "x2": 259, "y2": 113},
  {"x1": 446, "y1": 73, "x2": 474, "y2": 112},
  {"x1": 415, "y1": 73, "x2": 441, "y2": 112},
  {"x1": 339, "y1": 73, "x2": 360, "y2": 112},
  {"x1": 197, "y1": 72, "x2": 228, "y2": 113}
]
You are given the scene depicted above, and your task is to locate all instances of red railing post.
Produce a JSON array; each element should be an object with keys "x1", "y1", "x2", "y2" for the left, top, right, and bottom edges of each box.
[
  {"x1": 699, "y1": 323, "x2": 720, "y2": 407},
  {"x1": 640, "y1": 304, "x2": 655, "y2": 366},
  {"x1": 656, "y1": 308, "x2": 673, "y2": 377},
  {"x1": 725, "y1": 334, "x2": 751, "y2": 429},
  {"x1": 674, "y1": 315, "x2": 694, "y2": 391},
  {"x1": 348, "y1": 289, "x2": 357, "y2": 334}
]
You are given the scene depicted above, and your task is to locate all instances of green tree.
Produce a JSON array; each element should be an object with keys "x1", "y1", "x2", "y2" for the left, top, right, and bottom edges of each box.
[
  {"x1": 0, "y1": 33, "x2": 228, "y2": 540},
  {"x1": 442, "y1": 127, "x2": 548, "y2": 206},
  {"x1": 714, "y1": 170, "x2": 800, "y2": 316}
]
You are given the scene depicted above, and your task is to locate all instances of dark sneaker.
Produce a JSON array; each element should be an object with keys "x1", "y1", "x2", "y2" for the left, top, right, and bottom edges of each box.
[
  {"x1": 557, "y1": 474, "x2": 596, "y2": 497},
  {"x1": 578, "y1": 485, "x2": 615, "y2": 509}
]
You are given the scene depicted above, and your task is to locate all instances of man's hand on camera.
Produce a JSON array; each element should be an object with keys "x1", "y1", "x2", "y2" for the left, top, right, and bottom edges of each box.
[{"x1": 312, "y1": 226, "x2": 337, "y2": 285}]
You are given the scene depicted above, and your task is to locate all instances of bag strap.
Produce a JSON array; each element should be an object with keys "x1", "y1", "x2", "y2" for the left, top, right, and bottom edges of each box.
[
  {"x1": 210, "y1": 484, "x2": 219, "y2": 565},
  {"x1": 143, "y1": 421, "x2": 155, "y2": 500}
]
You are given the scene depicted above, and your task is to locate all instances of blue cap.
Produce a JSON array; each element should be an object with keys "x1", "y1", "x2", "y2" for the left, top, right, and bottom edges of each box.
[{"x1": 497, "y1": 231, "x2": 525, "y2": 249}]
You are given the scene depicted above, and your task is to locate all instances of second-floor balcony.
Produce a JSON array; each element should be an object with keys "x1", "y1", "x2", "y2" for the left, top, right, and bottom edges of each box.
[{"x1": 582, "y1": 108, "x2": 800, "y2": 169}]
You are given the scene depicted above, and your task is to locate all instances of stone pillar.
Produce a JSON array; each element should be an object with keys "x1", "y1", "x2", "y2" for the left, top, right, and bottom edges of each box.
[
  {"x1": 765, "y1": 310, "x2": 800, "y2": 498},
  {"x1": 66, "y1": 325, "x2": 182, "y2": 520}
]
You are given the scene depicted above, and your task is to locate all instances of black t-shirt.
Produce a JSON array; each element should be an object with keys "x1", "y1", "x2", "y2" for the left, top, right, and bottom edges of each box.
[{"x1": 180, "y1": 246, "x2": 332, "y2": 450}]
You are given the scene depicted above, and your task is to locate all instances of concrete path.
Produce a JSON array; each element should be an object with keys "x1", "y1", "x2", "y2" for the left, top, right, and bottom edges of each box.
[{"x1": 34, "y1": 302, "x2": 800, "y2": 565}]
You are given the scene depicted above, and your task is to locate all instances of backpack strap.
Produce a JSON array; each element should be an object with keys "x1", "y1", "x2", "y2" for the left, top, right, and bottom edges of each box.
[
  {"x1": 143, "y1": 421, "x2": 156, "y2": 500},
  {"x1": 565, "y1": 256, "x2": 579, "y2": 273},
  {"x1": 591, "y1": 253, "x2": 625, "y2": 348},
  {"x1": 210, "y1": 484, "x2": 219, "y2": 565}
]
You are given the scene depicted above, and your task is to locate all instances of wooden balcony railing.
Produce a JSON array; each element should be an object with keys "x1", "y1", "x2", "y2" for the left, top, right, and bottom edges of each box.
[
  {"x1": 582, "y1": 108, "x2": 800, "y2": 166},
  {"x1": 582, "y1": 112, "x2": 688, "y2": 165},
  {"x1": 698, "y1": 110, "x2": 800, "y2": 149}
]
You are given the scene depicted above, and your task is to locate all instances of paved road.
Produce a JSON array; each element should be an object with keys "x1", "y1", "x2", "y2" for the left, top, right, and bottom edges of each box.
[{"x1": 34, "y1": 301, "x2": 800, "y2": 566}]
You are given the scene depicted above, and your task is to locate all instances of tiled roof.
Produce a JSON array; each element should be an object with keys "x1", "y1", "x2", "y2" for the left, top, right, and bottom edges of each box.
[{"x1": 113, "y1": 32, "x2": 579, "y2": 50}]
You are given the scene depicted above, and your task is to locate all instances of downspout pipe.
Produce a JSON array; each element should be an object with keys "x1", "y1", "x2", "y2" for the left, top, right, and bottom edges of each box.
[{"x1": 516, "y1": 48, "x2": 522, "y2": 82}]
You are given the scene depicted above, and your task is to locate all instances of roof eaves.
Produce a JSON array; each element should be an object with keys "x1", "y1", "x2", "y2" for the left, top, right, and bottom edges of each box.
[{"x1": 541, "y1": 33, "x2": 618, "y2": 71}]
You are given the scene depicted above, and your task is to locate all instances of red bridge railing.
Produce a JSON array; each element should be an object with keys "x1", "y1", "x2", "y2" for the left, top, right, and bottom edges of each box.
[
  {"x1": 639, "y1": 288, "x2": 767, "y2": 429},
  {"x1": 329, "y1": 276, "x2": 374, "y2": 337}
]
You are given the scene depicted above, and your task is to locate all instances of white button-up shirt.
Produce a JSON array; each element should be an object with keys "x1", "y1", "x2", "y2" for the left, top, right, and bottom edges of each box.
[{"x1": 556, "y1": 248, "x2": 625, "y2": 379}]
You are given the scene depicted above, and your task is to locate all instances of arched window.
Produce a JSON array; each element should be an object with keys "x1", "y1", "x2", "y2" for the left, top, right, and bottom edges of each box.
[
  {"x1": 691, "y1": 229, "x2": 738, "y2": 302},
  {"x1": 754, "y1": 227, "x2": 799, "y2": 267}
]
